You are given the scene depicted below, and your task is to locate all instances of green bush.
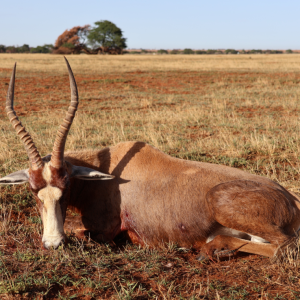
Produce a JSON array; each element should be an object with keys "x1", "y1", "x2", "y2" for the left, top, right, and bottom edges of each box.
[
  {"x1": 250, "y1": 49, "x2": 262, "y2": 54},
  {"x1": 17, "y1": 44, "x2": 30, "y2": 53},
  {"x1": 206, "y1": 49, "x2": 216, "y2": 54},
  {"x1": 0, "y1": 44, "x2": 6, "y2": 53},
  {"x1": 157, "y1": 49, "x2": 168, "y2": 54},
  {"x1": 225, "y1": 49, "x2": 238, "y2": 54},
  {"x1": 183, "y1": 48, "x2": 194, "y2": 54},
  {"x1": 30, "y1": 45, "x2": 53, "y2": 53}
]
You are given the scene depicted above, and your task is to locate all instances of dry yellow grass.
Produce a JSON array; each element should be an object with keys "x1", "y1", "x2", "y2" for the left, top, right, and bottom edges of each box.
[{"x1": 1, "y1": 53, "x2": 300, "y2": 75}]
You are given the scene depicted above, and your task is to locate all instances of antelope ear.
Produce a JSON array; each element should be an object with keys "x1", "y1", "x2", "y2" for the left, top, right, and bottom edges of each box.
[
  {"x1": 0, "y1": 169, "x2": 29, "y2": 185},
  {"x1": 71, "y1": 165, "x2": 115, "y2": 180}
]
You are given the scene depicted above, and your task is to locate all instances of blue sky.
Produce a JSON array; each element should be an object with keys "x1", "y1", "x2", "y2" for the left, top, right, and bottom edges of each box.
[{"x1": 1, "y1": 0, "x2": 299, "y2": 49}]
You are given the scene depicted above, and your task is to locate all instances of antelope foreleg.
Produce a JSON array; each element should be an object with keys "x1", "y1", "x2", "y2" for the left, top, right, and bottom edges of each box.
[{"x1": 64, "y1": 215, "x2": 89, "y2": 239}]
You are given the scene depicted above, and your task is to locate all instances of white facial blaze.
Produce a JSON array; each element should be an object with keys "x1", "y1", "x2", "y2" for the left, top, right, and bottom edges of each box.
[{"x1": 39, "y1": 163, "x2": 65, "y2": 249}]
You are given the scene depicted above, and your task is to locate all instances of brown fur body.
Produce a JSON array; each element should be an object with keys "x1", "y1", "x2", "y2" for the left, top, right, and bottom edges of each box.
[{"x1": 62, "y1": 141, "x2": 300, "y2": 257}]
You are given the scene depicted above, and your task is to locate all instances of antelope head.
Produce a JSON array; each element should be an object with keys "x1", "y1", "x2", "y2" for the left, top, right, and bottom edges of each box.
[{"x1": 0, "y1": 58, "x2": 114, "y2": 249}]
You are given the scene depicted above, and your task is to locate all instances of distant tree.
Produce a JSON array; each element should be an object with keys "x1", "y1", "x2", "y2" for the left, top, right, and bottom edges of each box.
[
  {"x1": 53, "y1": 25, "x2": 90, "y2": 54},
  {"x1": 250, "y1": 49, "x2": 262, "y2": 54},
  {"x1": 44, "y1": 44, "x2": 54, "y2": 52},
  {"x1": 6, "y1": 46, "x2": 17, "y2": 53},
  {"x1": 55, "y1": 25, "x2": 90, "y2": 48},
  {"x1": 225, "y1": 49, "x2": 238, "y2": 54},
  {"x1": 87, "y1": 20, "x2": 127, "y2": 52},
  {"x1": 30, "y1": 44, "x2": 53, "y2": 53},
  {"x1": 140, "y1": 49, "x2": 148, "y2": 53},
  {"x1": 157, "y1": 49, "x2": 168, "y2": 54},
  {"x1": 0, "y1": 45, "x2": 6, "y2": 53},
  {"x1": 17, "y1": 44, "x2": 30, "y2": 53},
  {"x1": 206, "y1": 49, "x2": 216, "y2": 54},
  {"x1": 170, "y1": 49, "x2": 180, "y2": 54},
  {"x1": 264, "y1": 50, "x2": 282, "y2": 54},
  {"x1": 195, "y1": 50, "x2": 206, "y2": 54},
  {"x1": 286, "y1": 49, "x2": 293, "y2": 54},
  {"x1": 183, "y1": 48, "x2": 194, "y2": 54}
]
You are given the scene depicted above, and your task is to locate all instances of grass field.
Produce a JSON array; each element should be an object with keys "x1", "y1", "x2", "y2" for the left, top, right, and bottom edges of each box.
[{"x1": 1, "y1": 53, "x2": 300, "y2": 299}]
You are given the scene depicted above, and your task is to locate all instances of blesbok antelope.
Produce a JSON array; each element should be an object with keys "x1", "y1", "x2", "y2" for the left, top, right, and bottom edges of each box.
[{"x1": 1, "y1": 59, "x2": 300, "y2": 261}]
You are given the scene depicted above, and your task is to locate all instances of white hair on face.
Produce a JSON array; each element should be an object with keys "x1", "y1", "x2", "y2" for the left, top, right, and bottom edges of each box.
[{"x1": 38, "y1": 162, "x2": 65, "y2": 248}]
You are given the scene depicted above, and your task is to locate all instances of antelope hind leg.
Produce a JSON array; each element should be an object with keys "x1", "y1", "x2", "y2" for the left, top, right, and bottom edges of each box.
[{"x1": 198, "y1": 235, "x2": 279, "y2": 261}]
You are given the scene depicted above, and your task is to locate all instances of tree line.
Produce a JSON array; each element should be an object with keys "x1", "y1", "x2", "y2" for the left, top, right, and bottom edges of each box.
[
  {"x1": 142, "y1": 49, "x2": 293, "y2": 55},
  {"x1": 1, "y1": 45, "x2": 293, "y2": 55},
  {"x1": 0, "y1": 44, "x2": 53, "y2": 53}
]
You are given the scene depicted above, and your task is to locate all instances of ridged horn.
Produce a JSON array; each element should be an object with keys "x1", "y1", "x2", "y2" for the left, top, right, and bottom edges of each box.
[
  {"x1": 6, "y1": 63, "x2": 43, "y2": 170},
  {"x1": 50, "y1": 57, "x2": 78, "y2": 169}
]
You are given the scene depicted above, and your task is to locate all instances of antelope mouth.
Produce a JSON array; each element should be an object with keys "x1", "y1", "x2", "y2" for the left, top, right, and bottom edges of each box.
[{"x1": 42, "y1": 234, "x2": 66, "y2": 250}]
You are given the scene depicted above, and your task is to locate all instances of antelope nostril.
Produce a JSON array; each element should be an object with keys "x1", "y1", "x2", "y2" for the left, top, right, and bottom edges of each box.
[{"x1": 43, "y1": 241, "x2": 50, "y2": 250}]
